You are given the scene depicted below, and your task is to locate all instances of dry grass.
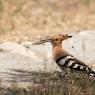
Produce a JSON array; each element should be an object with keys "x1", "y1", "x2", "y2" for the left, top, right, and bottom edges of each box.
[
  {"x1": 0, "y1": 0, "x2": 95, "y2": 41},
  {"x1": 0, "y1": 71, "x2": 95, "y2": 95}
]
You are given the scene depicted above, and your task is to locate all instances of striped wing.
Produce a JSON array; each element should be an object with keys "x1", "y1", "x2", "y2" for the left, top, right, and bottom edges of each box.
[{"x1": 56, "y1": 55, "x2": 91, "y2": 72}]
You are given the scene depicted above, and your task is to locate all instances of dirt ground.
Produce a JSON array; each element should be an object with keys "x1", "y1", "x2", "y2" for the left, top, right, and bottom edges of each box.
[{"x1": 0, "y1": 0, "x2": 95, "y2": 42}]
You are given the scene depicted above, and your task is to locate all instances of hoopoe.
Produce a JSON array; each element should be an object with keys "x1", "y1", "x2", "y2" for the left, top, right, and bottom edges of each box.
[{"x1": 33, "y1": 34, "x2": 95, "y2": 77}]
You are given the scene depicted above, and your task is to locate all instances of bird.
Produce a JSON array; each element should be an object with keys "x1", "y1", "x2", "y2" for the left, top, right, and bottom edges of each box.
[{"x1": 33, "y1": 34, "x2": 95, "y2": 77}]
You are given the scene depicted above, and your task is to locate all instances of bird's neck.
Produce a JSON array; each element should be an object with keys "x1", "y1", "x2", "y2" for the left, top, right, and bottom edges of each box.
[
  {"x1": 53, "y1": 43, "x2": 62, "y2": 48},
  {"x1": 52, "y1": 45, "x2": 64, "y2": 60}
]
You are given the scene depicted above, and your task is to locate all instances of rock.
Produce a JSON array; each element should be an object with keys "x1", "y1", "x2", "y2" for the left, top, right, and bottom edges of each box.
[{"x1": 0, "y1": 42, "x2": 38, "y2": 59}]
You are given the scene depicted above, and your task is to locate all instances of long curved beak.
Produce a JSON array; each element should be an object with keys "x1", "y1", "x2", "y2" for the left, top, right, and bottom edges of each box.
[{"x1": 33, "y1": 38, "x2": 51, "y2": 45}]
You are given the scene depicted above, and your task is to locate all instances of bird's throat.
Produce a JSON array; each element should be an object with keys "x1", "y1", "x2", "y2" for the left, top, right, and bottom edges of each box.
[{"x1": 52, "y1": 45, "x2": 64, "y2": 60}]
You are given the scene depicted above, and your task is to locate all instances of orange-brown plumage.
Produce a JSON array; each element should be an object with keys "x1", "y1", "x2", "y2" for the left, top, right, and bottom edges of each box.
[
  {"x1": 51, "y1": 35, "x2": 72, "y2": 61},
  {"x1": 33, "y1": 34, "x2": 95, "y2": 77}
]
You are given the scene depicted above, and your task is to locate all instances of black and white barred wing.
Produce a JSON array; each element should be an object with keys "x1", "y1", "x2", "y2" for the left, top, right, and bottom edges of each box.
[
  {"x1": 56, "y1": 55, "x2": 91, "y2": 72},
  {"x1": 56, "y1": 55, "x2": 95, "y2": 76}
]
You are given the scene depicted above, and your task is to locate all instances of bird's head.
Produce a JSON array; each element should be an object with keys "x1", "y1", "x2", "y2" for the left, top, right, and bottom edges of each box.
[
  {"x1": 51, "y1": 34, "x2": 72, "y2": 47},
  {"x1": 33, "y1": 34, "x2": 72, "y2": 47}
]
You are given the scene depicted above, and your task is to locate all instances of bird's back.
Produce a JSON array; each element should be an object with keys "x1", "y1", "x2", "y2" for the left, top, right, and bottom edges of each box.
[{"x1": 52, "y1": 46, "x2": 95, "y2": 76}]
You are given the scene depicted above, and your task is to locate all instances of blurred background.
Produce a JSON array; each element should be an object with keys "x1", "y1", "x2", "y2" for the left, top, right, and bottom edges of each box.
[{"x1": 0, "y1": 0, "x2": 95, "y2": 42}]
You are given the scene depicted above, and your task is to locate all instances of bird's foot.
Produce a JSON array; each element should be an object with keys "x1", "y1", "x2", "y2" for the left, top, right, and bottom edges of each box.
[{"x1": 58, "y1": 71, "x2": 68, "y2": 79}]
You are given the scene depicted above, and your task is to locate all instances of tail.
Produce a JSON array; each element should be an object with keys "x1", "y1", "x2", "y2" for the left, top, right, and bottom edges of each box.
[{"x1": 89, "y1": 70, "x2": 95, "y2": 77}]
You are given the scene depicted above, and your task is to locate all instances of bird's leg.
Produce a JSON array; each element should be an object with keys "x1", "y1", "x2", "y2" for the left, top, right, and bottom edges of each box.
[
  {"x1": 58, "y1": 68, "x2": 70, "y2": 79},
  {"x1": 58, "y1": 71, "x2": 67, "y2": 79}
]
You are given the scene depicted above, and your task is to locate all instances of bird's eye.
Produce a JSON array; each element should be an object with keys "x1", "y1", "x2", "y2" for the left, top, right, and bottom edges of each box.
[{"x1": 55, "y1": 38, "x2": 58, "y2": 41}]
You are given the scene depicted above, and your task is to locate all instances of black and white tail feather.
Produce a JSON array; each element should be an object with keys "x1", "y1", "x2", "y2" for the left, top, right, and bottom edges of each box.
[{"x1": 56, "y1": 55, "x2": 95, "y2": 77}]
